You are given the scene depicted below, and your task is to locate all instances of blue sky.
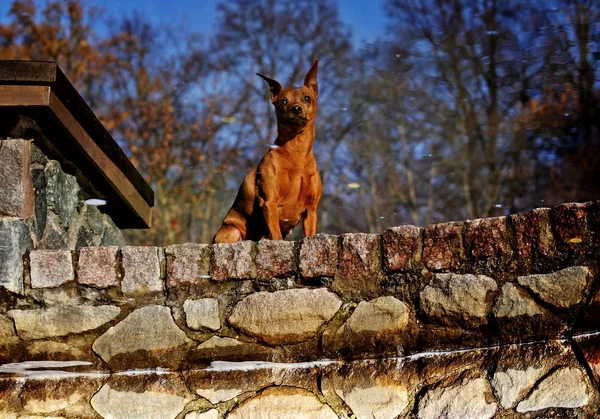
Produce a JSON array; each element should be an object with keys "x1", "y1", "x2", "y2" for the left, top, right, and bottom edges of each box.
[{"x1": 0, "y1": 0, "x2": 387, "y2": 45}]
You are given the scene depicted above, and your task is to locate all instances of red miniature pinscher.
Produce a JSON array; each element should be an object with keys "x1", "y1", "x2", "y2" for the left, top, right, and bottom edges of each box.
[{"x1": 214, "y1": 59, "x2": 322, "y2": 243}]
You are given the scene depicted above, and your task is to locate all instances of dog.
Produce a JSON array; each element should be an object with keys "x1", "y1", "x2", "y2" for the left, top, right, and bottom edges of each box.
[{"x1": 213, "y1": 59, "x2": 322, "y2": 243}]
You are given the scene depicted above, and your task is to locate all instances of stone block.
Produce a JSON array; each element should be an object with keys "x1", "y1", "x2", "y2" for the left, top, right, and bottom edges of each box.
[
  {"x1": 464, "y1": 216, "x2": 513, "y2": 274},
  {"x1": 0, "y1": 139, "x2": 34, "y2": 218},
  {"x1": 45, "y1": 160, "x2": 80, "y2": 227},
  {"x1": 510, "y1": 207, "x2": 556, "y2": 273},
  {"x1": 8, "y1": 305, "x2": 120, "y2": 339},
  {"x1": 333, "y1": 233, "x2": 382, "y2": 298},
  {"x1": 166, "y1": 243, "x2": 211, "y2": 286},
  {"x1": 92, "y1": 305, "x2": 194, "y2": 370},
  {"x1": 298, "y1": 233, "x2": 338, "y2": 278},
  {"x1": 420, "y1": 273, "x2": 497, "y2": 328},
  {"x1": 211, "y1": 241, "x2": 255, "y2": 280},
  {"x1": 550, "y1": 202, "x2": 589, "y2": 261},
  {"x1": 187, "y1": 336, "x2": 278, "y2": 363},
  {"x1": 77, "y1": 246, "x2": 118, "y2": 288},
  {"x1": 183, "y1": 298, "x2": 220, "y2": 331},
  {"x1": 517, "y1": 266, "x2": 591, "y2": 309},
  {"x1": 423, "y1": 221, "x2": 465, "y2": 271},
  {"x1": 256, "y1": 239, "x2": 296, "y2": 279},
  {"x1": 101, "y1": 214, "x2": 125, "y2": 246},
  {"x1": 0, "y1": 218, "x2": 32, "y2": 294},
  {"x1": 121, "y1": 246, "x2": 164, "y2": 295},
  {"x1": 228, "y1": 288, "x2": 342, "y2": 345},
  {"x1": 381, "y1": 225, "x2": 423, "y2": 272},
  {"x1": 30, "y1": 249, "x2": 74, "y2": 288}
]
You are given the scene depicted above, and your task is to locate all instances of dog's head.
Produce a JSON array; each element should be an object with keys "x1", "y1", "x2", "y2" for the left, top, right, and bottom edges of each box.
[{"x1": 257, "y1": 59, "x2": 318, "y2": 128}]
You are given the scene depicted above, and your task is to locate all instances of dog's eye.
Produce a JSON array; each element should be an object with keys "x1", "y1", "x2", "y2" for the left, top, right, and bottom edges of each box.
[
  {"x1": 279, "y1": 99, "x2": 287, "y2": 107},
  {"x1": 302, "y1": 95, "x2": 311, "y2": 102}
]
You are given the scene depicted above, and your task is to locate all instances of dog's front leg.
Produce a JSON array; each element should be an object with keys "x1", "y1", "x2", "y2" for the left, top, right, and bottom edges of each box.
[
  {"x1": 257, "y1": 161, "x2": 283, "y2": 240},
  {"x1": 302, "y1": 208, "x2": 318, "y2": 237}
]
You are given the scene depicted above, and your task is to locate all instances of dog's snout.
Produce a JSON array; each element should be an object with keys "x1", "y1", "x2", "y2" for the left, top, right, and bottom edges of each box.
[{"x1": 291, "y1": 105, "x2": 302, "y2": 115}]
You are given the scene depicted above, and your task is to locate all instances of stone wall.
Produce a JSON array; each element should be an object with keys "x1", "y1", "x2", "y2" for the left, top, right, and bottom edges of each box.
[
  {"x1": 0, "y1": 139, "x2": 124, "y2": 294},
  {"x1": 1, "y1": 200, "x2": 600, "y2": 418}
]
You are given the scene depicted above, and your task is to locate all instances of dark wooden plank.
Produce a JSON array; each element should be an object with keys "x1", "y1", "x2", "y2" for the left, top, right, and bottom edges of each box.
[
  {"x1": 0, "y1": 85, "x2": 50, "y2": 107},
  {"x1": 0, "y1": 60, "x2": 57, "y2": 84}
]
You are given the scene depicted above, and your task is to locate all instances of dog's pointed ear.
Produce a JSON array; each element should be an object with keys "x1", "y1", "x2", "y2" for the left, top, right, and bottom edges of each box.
[
  {"x1": 304, "y1": 59, "x2": 318, "y2": 97},
  {"x1": 257, "y1": 73, "x2": 282, "y2": 101}
]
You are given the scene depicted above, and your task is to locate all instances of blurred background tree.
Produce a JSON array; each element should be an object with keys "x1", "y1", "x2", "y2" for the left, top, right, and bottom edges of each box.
[{"x1": 1, "y1": 0, "x2": 597, "y2": 244}]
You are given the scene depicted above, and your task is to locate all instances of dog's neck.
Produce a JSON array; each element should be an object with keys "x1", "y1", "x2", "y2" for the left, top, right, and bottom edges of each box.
[{"x1": 274, "y1": 121, "x2": 316, "y2": 157}]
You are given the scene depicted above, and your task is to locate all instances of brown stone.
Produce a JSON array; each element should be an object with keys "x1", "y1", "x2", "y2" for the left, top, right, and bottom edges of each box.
[
  {"x1": 121, "y1": 246, "x2": 164, "y2": 295},
  {"x1": 298, "y1": 233, "x2": 338, "y2": 278},
  {"x1": 166, "y1": 243, "x2": 211, "y2": 286},
  {"x1": 211, "y1": 241, "x2": 256, "y2": 280},
  {"x1": 0, "y1": 139, "x2": 34, "y2": 218},
  {"x1": 29, "y1": 249, "x2": 74, "y2": 288},
  {"x1": 381, "y1": 225, "x2": 423, "y2": 272},
  {"x1": 256, "y1": 240, "x2": 296, "y2": 279},
  {"x1": 186, "y1": 336, "x2": 280, "y2": 364},
  {"x1": 550, "y1": 202, "x2": 589, "y2": 262},
  {"x1": 333, "y1": 233, "x2": 382, "y2": 298},
  {"x1": 77, "y1": 246, "x2": 118, "y2": 288},
  {"x1": 510, "y1": 207, "x2": 556, "y2": 273},
  {"x1": 423, "y1": 221, "x2": 465, "y2": 271},
  {"x1": 464, "y1": 216, "x2": 513, "y2": 275}
]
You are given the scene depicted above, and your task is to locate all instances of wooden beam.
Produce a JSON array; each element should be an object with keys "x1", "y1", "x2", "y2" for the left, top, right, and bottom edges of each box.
[
  {"x1": 0, "y1": 85, "x2": 50, "y2": 107},
  {"x1": 47, "y1": 91, "x2": 152, "y2": 227}
]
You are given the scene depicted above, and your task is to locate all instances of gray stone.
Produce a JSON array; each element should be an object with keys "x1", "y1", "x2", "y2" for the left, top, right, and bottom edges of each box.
[
  {"x1": 336, "y1": 384, "x2": 409, "y2": 419},
  {"x1": 0, "y1": 218, "x2": 32, "y2": 294},
  {"x1": 491, "y1": 366, "x2": 546, "y2": 409},
  {"x1": 516, "y1": 367, "x2": 590, "y2": 412},
  {"x1": 212, "y1": 241, "x2": 255, "y2": 280},
  {"x1": 101, "y1": 214, "x2": 124, "y2": 247},
  {"x1": 92, "y1": 305, "x2": 193, "y2": 370},
  {"x1": 39, "y1": 211, "x2": 67, "y2": 249},
  {"x1": 0, "y1": 313, "x2": 19, "y2": 347},
  {"x1": 184, "y1": 298, "x2": 220, "y2": 331},
  {"x1": 91, "y1": 373, "x2": 194, "y2": 419},
  {"x1": 45, "y1": 160, "x2": 80, "y2": 227},
  {"x1": 8, "y1": 305, "x2": 120, "y2": 339},
  {"x1": 121, "y1": 246, "x2": 164, "y2": 295},
  {"x1": 29, "y1": 249, "x2": 74, "y2": 288},
  {"x1": 517, "y1": 266, "x2": 591, "y2": 309},
  {"x1": 420, "y1": 273, "x2": 497, "y2": 327},
  {"x1": 329, "y1": 296, "x2": 410, "y2": 354},
  {"x1": 228, "y1": 288, "x2": 342, "y2": 345},
  {"x1": 77, "y1": 246, "x2": 118, "y2": 288},
  {"x1": 492, "y1": 283, "x2": 544, "y2": 318},
  {"x1": 256, "y1": 239, "x2": 296, "y2": 279},
  {"x1": 228, "y1": 386, "x2": 338, "y2": 419},
  {"x1": 189, "y1": 336, "x2": 278, "y2": 362},
  {"x1": 417, "y1": 378, "x2": 497, "y2": 419},
  {"x1": 30, "y1": 165, "x2": 47, "y2": 241},
  {"x1": 166, "y1": 243, "x2": 211, "y2": 286},
  {"x1": 299, "y1": 233, "x2": 338, "y2": 278},
  {"x1": 0, "y1": 139, "x2": 34, "y2": 218}
]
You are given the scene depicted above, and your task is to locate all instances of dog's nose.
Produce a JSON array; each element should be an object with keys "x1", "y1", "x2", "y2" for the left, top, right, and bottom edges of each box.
[{"x1": 291, "y1": 105, "x2": 302, "y2": 115}]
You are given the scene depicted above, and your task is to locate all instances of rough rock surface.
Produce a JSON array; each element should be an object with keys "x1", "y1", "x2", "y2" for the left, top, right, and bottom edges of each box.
[
  {"x1": 491, "y1": 366, "x2": 546, "y2": 409},
  {"x1": 298, "y1": 233, "x2": 338, "y2": 278},
  {"x1": 417, "y1": 378, "x2": 497, "y2": 419},
  {"x1": 516, "y1": 367, "x2": 590, "y2": 412},
  {"x1": 93, "y1": 305, "x2": 193, "y2": 370},
  {"x1": 121, "y1": 246, "x2": 164, "y2": 295},
  {"x1": 493, "y1": 283, "x2": 544, "y2": 318},
  {"x1": 329, "y1": 296, "x2": 410, "y2": 354},
  {"x1": 29, "y1": 249, "x2": 74, "y2": 288},
  {"x1": 184, "y1": 298, "x2": 220, "y2": 331},
  {"x1": 185, "y1": 410, "x2": 219, "y2": 419},
  {"x1": 188, "y1": 336, "x2": 278, "y2": 363},
  {"x1": 91, "y1": 373, "x2": 194, "y2": 419},
  {"x1": 420, "y1": 273, "x2": 497, "y2": 327},
  {"x1": 0, "y1": 218, "x2": 32, "y2": 294},
  {"x1": 227, "y1": 386, "x2": 338, "y2": 419},
  {"x1": 228, "y1": 288, "x2": 341, "y2": 345},
  {"x1": 0, "y1": 139, "x2": 33, "y2": 218},
  {"x1": 381, "y1": 225, "x2": 423, "y2": 272},
  {"x1": 337, "y1": 384, "x2": 409, "y2": 419},
  {"x1": 256, "y1": 239, "x2": 296, "y2": 279},
  {"x1": 44, "y1": 160, "x2": 79, "y2": 228},
  {"x1": 334, "y1": 233, "x2": 382, "y2": 298},
  {"x1": 423, "y1": 221, "x2": 465, "y2": 271},
  {"x1": 517, "y1": 266, "x2": 591, "y2": 309},
  {"x1": 166, "y1": 243, "x2": 211, "y2": 286},
  {"x1": 8, "y1": 305, "x2": 120, "y2": 339},
  {"x1": 77, "y1": 246, "x2": 118, "y2": 288},
  {"x1": 212, "y1": 241, "x2": 255, "y2": 280}
]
